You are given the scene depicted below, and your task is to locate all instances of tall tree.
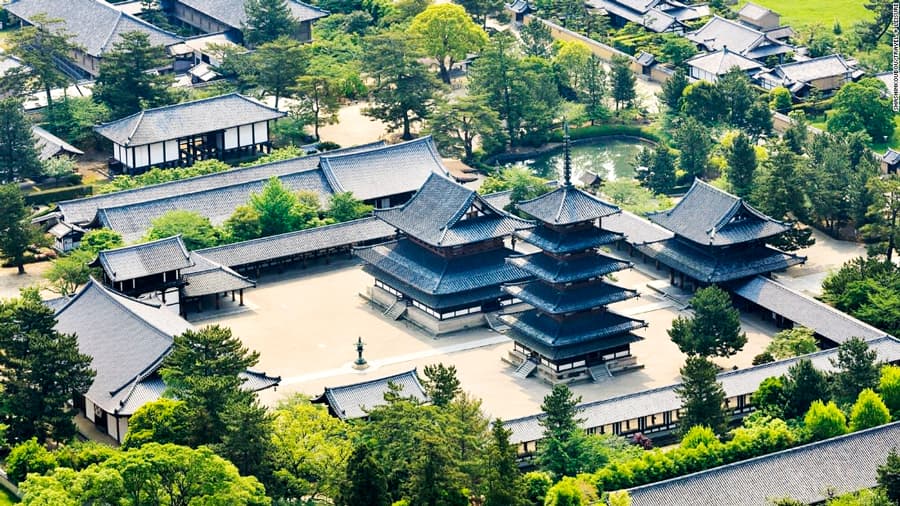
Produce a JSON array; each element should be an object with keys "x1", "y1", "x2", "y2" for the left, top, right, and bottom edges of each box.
[
  {"x1": 831, "y1": 337, "x2": 881, "y2": 406},
  {"x1": 646, "y1": 145, "x2": 676, "y2": 194},
  {"x1": 251, "y1": 37, "x2": 305, "y2": 110},
  {"x1": 669, "y1": 285, "x2": 747, "y2": 358},
  {"x1": 145, "y1": 210, "x2": 221, "y2": 250},
  {"x1": 244, "y1": 0, "x2": 297, "y2": 46},
  {"x1": 363, "y1": 30, "x2": 441, "y2": 140},
  {"x1": 537, "y1": 385, "x2": 586, "y2": 478},
  {"x1": 482, "y1": 419, "x2": 524, "y2": 506},
  {"x1": 803, "y1": 400, "x2": 847, "y2": 441},
  {"x1": 0, "y1": 98, "x2": 42, "y2": 183},
  {"x1": 455, "y1": 0, "x2": 504, "y2": 27},
  {"x1": 470, "y1": 32, "x2": 525, "y2": 145},
  {"x1": 675, "y1": 356, "x2": 728, "y2": 436},
  {"x1": 407, "y1": 435, "x2": 468, "y2": 506},
  {"x1": 878, "y1": 447, "x2": 900, "y2": 503},
  {"x1": 44, "y1": 249, "x2": 94, "y2": 296},
  {"x1": 0, "y1": 288, "x2": 94, "y2": 444},
  {"x1": 428, "y1": 95, "x2": 505, "y2": 160},
  {"x1": 93, "y1": 31, "x2": 174, "y2": 118},
  {"x1": 660, "y1": 68, "x2": 688, "y2": 114},
  {"x1": 409, "y1": 4, "x2": 488, "y2": 84},
  {"x1": 249, "y1": 177, "x2": 307, "y2": 236},
  {"x1": 862, "y1": 174, "x2": 900, "y2": 263},
  {"x1": 674, "y1": 117, "x2": 711, "y2": 179},
  {"x1": 783, "y1": 110, "x2": 810, "y2": 154},
  {"x1": 716, "y1": 66, "x2": 754, "y2": 129},
  {"x1": 827, "y1": 78, "x2": 895, "y2": 143},
  {"x1": 782, "y1": 358, "x2": 830, "y2": 419},
  {"x1": 293, "y1": 54, "x2": 342, "y2": 140},
  {"x1": 726, "y1": 132, "x2": 757, "y2": 198},
  {"x1": 849, "y1": 388, "x2": 891, "y2": 431},
  {"x1": 339, "y1": 444, "x2": 390, "y2": 506},
  {"x1": 8, "y1": 14, "x2": 76, "y2": 111},
  {"x1": 519, "y1": 20, "x2": 554, "y2": 58},
  {"x1": 581, "y1": 54, "x2": 608, "y2": 125},
  {"x1": 681, "y1": 80, "x2": 725, "y2": 125},
  {"x1": 751, "y1": 140, "x2": 809, "y2": 223},
  {"x1": 610, "y1": 56, "x2": 635, "y2": 113},
  {"x1": 0, "y1": 185, "x2": 43, "y2": 274},
  {"x1": 880, "y1": 365, "x2": 900, "y2": 417},
  {"x1": 421, "y1": 363, "x2": 462, "y2": 408}
]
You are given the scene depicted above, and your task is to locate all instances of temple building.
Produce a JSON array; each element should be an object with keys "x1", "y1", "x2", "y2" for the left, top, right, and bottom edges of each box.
[
  {"x1": 500, "y1": 131, "x2": 646, "y2": 384},
  {"x1": 355, "y1": 173, "x2": 531, "y2": 335},
  {"x1": 639, "y1": 179, "x2": 805, "y2": 289}
]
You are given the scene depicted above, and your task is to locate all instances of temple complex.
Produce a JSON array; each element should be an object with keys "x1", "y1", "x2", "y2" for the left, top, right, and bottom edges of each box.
[
  {"x1": 501, "y1": 130, "x2": 647, "y2": 384},
  {"x1": 355, "y1": 173, "x2": 532, "y2": 335}
]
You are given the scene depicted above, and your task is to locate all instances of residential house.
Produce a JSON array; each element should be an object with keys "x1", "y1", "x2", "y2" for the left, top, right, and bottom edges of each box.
[
  {"x1": 165, "y1": 0, "x2": 328, "y2": 45},
  {"x1": 685, "y1": 47, "x2": 765, "y2": 82},
  {"x1": 687, "y1": 15, "x2": 792, "y2": 64},
  {"x1": 755, "y1": 54, "x2": 864, "y2": 98},
  {"x1": 5, "y1": 0, "x2": 191, "y2": 78},
  {"x1": 736, "y1": 2, "x2": 779, "y2": 31},
  {"x1": 591, "y1": 0, "x2": 710, "y2": 34}
]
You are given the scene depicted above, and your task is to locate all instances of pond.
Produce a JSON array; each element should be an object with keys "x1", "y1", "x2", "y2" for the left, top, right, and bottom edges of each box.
[{"x1": 505, "y1": 137, "x2": 650, "y2": 182}]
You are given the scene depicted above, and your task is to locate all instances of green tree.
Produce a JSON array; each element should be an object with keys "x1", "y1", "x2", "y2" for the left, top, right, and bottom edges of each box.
[
  {"x1": 249, "y1": 177, "x2": 306, "y2": 236},
  {"x1": 803, "y1": 400, "x2": 847, "y2": 441},
  {"x1": 782, "y1": 359, "x2": 830, "y2": 419},
  {"x1": 581, "y1": 54, "x2": 609, "y2": 125},
  {"x1": 0, "y1": 185, "x2": 44, "y2": 274},
  {"x1": 456, "y1": 0, "x2": 504, "y2": 27},
  {"x1": 608, "y1": 490, "x2": 632, "y2": 506},
  {"x1": 878, "y1": 447, "x2": 900, "y2": 503},
  {"x1": 251, "y1": 37, "x2": 305, "y2": 110},
  {"x1": 726, "y1": 132, "x2": 757, "y2": 198},
  {"x1": 363, "y1": 30, "x2": 441, "y2": 140},
  {"x1": 660, "y1": 68, "x2": 688, "y2": 114},
  {"x1": 0, "y1": 98, "x2": 42, "y2": 183},
  {"x1": 44, "y1": 97, "x2": 110, "y2": 150},
  {"x1": 244, "y1": 0, "x2": 297, "y2": 46},
  {"x1": 6, "y1": 438, "x2": 58, "y2": 485},
  {"x1": 544, "y1": 478, "x2": 583, "y2": 506},
  {"x1": 224, "y1": 205, "x2": 263, "y2": 243},
  {"x1": 752, "y1": 376, "x2": 786, "y2": 417},
  {"x1": 294, "y1": 55, "x2": 342, "y2": 140},
  {"x1": 658, "y1": 35, "x2": 697, "y2": 66},
  {"x1": 554, "y1": 40, "x2": 591, "y2": 94},
  {"x1": 407, "y1": 435, "x2": 468, "y2": 506},
  {"x1": 328, "y1": 192, "x2": 372, "y2": 223},
  {"x1": 537, "y1": 385, "x2": 586, "y2": 478},
  {"x1": 145, "y1": 210, "x2": 221, "y2": 250},
  {"x1": 519, "y1": 20, "x2": 554, "y2": 58},
  {"x1": 523, "y1": 471, "x2": 553, "y2": 505},
  {"x1": 750, "y1": 140, "x2": 810, "y2": 229},
  {"x1": 765, "y1": 327, "x2": 818, "y2": 360},
  {"x1": 421, "y1": 363, "x2": 462, "y2": 408},
  {"x1": 681, "y1": 80, "x2": 725, "y2": 125},
  {"x1": 93, "y1": 32, "x2": 174, "y2": 119},
  {"x1": 783, "y1": 111, "x2": 810, "y2": 154},
  {"x1": 122, "y1": 398, "x2": 193, "y2": 448},
  {"x1": 44, "y1": 249, "x2": 94, "y2": 296},
  {"x1": 669, "y1": 286, "x2": 747, "y2": 358},
  {"x1": 0, "y1": 288, "x2": 95, "y2": 444},
  {"x1": 849, "y1": 388, "x2": 891, "y2": 431},
  {"x1": 479, "y1": 166, "x2": 551, "y2": 210},
  {"x1": 482, "y1": 419, "x2": 523, "y2": 506},
  {"x1": 78, "y1": 229, "x2": 123, "y2": 255},
  {"x1": 601, "y1": 179, "x2": 673, "y2": 216},
  {"x1": 879, "y1": 365, "x2": 900, "y2": 417},
  {"x1": 717, "y1": 67, "x2": 755, "y2": 129},
  {"x1": 674, "y1": 117, "x2": 711, "y2": 178},
  {"x1": 862, "y1": 174, "x2": 900, "y2": 263},
  {"x1": 8, "y1": 14, "x2": 76, "y2": 111},
  {"x1": 675, "y1": 356, "x2": 728, "y2": 436},
  {"x1": 338, "y1": 444, "x2": 390, "y2": 506},
  {"x1": 610, "y1": 56, "x2": 636, "y2": 113},
  {"x1": 831, "y1": 337, "x2": 881, "y2": 406},
  {"x1": 646, "y1": 145, "x2": 676, "y2": 194},
  {"x1": 470, "y1": 32, "x2": 525, "y2": 145},
  {"x1": 428, "y1": 95, "x2": 506, "y2": 160},
  {"x1": 409, "y1": 4, "x2": 488, "y2": 84},
  {"x1": 770, "y1": 86, "x2": 792, "y2": 112},
  {"x1": 827, "y1": 78, "x2": 895, "y2": 142}
]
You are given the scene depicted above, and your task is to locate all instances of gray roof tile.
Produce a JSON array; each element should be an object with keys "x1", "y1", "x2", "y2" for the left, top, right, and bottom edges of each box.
[
  {"x1": 517, "y1": 186, "x2": 620, "y2": 225},
  {"x1": 628, "y1": 422, "x2": 900, "y2": 506},
  {"x1": 514, "y1": 226, "x2": 623, "y2": 254},
  {"x1": 507, "y1": 252, "x2": 631, "y2": 284},
  {"x1": 315, "y1": 369, "x2": 427, "y2": 420},
  {"x1": 504, "y1": 279, "x2": 637, "y2": 314},
  {"x1": 769, "y1": 54, "x2": 854, "y2": 85},
  {"x1": 501, "y1": 309, "x2": 646, "y2": 356},
  {"x1": 601, "y1": 210, "x2": 674, "y2": 245},
  {"x1": 94, "y1": 93, "x2": 285, "y2": 147},
  {"x1": 636, "y1": 238, "x2": 805, "y2": 282},
  {"x1": 176, "y1": 0, "x2": 327, "y2": 30},
  {"x1": 6, "y1": 0, "x2": 182, "y2": 57},
  {"x1": 687, "y1": 15, "x2": 789, "y2": 56},
  {"x1": 685, "y1": 48, "x2": 764, "y2": 76},
  {"x1": 94, "y1": 235, "x2": 193, "y2": 282},
  {"x1": 33, "y1": 126, "x2": 83, "y2": 161},
  {"x1": 181, "y1": 252, "x2": 255, "y2": 297},
  {"x1": 320, "y1": 136, "x2": 449, "y2": 202}
]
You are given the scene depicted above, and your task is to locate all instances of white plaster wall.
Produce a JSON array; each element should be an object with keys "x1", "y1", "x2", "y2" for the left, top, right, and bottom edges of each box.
[
  {"x1": 224, "y1": 127, "x2": 238, "y2": 149},
  {"x1": 238, "y1": 124, "x2": 253, "y2": 147},
  {"x1": 165, "y1": 140, "x2": 179, "y2": 162},
  {"x1": 253, "y1": 121, "x2": 268, "y2": 143},
  {"x1": 149, "y1": 142, "x2": 164, "y2": 166},
  {"x1": 134, "y1": 145, "x2": 149, "y2": 168}
]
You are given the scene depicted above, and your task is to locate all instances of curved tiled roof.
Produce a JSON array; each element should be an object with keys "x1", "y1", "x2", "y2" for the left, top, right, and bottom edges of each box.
[
  {"x1": 314, "y1": 369, "x2": 428, "y2": 420},
  {"x1": 93, "y1": 235, "x2": 192, "y2": 282},
  {"x1": 504, "y1": 279, "x2": 637, "y2": 314},
  {"x1": 507, "y1": 252, "x2": 631, "y2": 284},
  {"x1": 181, "y1": 251, "x2": 255, "y2": 298},
  {"x1": 517, "y1": 186, "x2": 620, "y2": 225},
  {"x1": 176, "y1": 0, "x2": 328, "y2": 31}
]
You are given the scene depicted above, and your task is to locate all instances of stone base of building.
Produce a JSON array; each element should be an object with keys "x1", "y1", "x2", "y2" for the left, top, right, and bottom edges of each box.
[
  {"x1": 363, "y1": 286, "x2": 489, "y2": 336},
  {"x1": 504, "y1": 346, "x2": 642, "y2": 385}
]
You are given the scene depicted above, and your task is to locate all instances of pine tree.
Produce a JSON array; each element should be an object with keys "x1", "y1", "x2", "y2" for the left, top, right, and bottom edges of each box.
[
  {"x1": 675, "y1": 356, "x2": 728, "y2": 436},
  {"x1": 669, "y1": 286, "x2": 747, "y2": 358},
  {"x1": 0, "y1": 98, "x2": 41, "y2": 183},
  {"x1": 878, "y1": 447, "x2": 900, "y2": 503},
  {"x1": 660, "y1": 68, "x2": 688, "y2": 114},
  {"x1": 831, "y1": 337, "x2": 881, "y2": 406},
  {"x1": 339, "y1": 444, "x2": 390, "y2": 506},
  {"x1": 244, "y1": 0, "x2": 297, "y2": 46},
  {"x1": 93, "y1": 32, "x2": 174, "y2": 118},
  {"x1": 407, "y1": 435, "x2": 468, "y2": 506},
  {"x1": 674, "y1": 117, "x2": 711, "y2": 179},
  {"x1": 0, "y1": 288, "x2": 95, "y2": 444},
  {"x1": 537, "y1": 385, "x2": 586, "y2": 478},
  {"x1": 782, "y1": 359, "x2": 830, "y2": 418},
  {"x1": 0, "y1": 185, "x2": 43, "y2": 274},
  {"x1": 610, "y1": 56, "x2": 635, "y2": 113},
  {"x1": 8, "y1": 14, "x2": 76, "y2": 110},
  {"x1": 421, "y1": 363, "x2": 462, "y2": 408},
  {"x1": 483, "y1": 419, "x2": 524, "y2": 506},
  {"x1": 648, "y1": 145, "x2": 676, "y2": 194},
  {"x1": 727, "y1": 132, "x2": 757, "y2": 198}
]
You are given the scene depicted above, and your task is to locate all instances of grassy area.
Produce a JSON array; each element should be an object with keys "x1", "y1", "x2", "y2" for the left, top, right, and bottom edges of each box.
[
  {"x1": 869, "y1": 116, "x2": 900, "y2": 152},
  {"x1": 735, "y1": 0, "x2": 871, "y2": 28}
]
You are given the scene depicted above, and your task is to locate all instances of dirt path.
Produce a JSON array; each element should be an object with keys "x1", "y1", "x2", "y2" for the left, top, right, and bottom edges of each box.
[
  {"x1": 0, "y1": 262, "x2": 51, "y2": 300},
  {"x1": 316, "y1": 102, "x2": 390, "y2": 147}
]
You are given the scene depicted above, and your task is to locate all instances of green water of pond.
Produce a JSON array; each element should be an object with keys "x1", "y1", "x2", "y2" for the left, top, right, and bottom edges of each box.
[{"x1": 506, "y1": 138, "x2": 649, "y2": 182}]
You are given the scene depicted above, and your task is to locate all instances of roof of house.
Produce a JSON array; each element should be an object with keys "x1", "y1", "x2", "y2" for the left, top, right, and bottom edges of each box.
[
  {"x1": 356, "y1": 239, "x2": 528, "y2": 298},
  {"x1": 503, "y1": 335, "x2": 900, "y2": 444},
  {"x1": 374, "y1": 173, "x2": 532, "y2": 248},
  {"x1": 648, "y1": 179, "x2": 791, "y2": 246},
  {"x1": 732, "y1": 275, "x2": 888, "y2": 344},
  {"x1": 48, "y1": 221, "x2": 85, "y2": 240},
  {"x1": 6, "y1": 0, "x2": 182, "y2": 58},
  {"x1": 687, "y1": 15, "x2": 789, "y2": 57},
  {"x1": 33, "y1": 126, "x2": 84, "y2": 161},
  {"x1": 176, "y1": 0, "x2": 328, "y2": 30},
  {"x1": 602, "y1": 209, "x2": 674, "y2": 245},
  {"x1": 685, "y1": 47, "x2": 764, "y2": 76},
  {"x1": 56, "y1": 141, "x2": 386, "y2": 225},
  {"x1": 517, "y1": 186, "x2": 620, "y2": 225},
  {"x1": 636, "y1": 238, "x2": 805, "y2": 283},
  {"x1": 628, "y1": 422, "x2": 900, "y2": 506},
  {"x1": 94, "y1": 93, "x2": 285, "y2": 147},
  {"x1": 319, "y1": 136, "x2": 449, "y2": 202},
  {"x1": 180, "y1": 251, "x2": 255, "y2": 298},
  {"x1": 504, "y1": 280, "x2": 637, "y2": 314},
  {"x1": 593, "y1": 0, "x2": 677, "y2": 32},
  {"x1": 92, "y1": 235, "x2": 193, "y2": 282},
  {"x1": 765, "y1": 54, "x2": 855, "y2": 84},
  {"x1": 884, "y1": 148, "x2": 900, "y2": 165},
  {"x1": 506, "y1": 0, "x2": 531, "y2": 13},
  {"x1": 197, "y1": 216, "x2": 393, "y2": 269},
  {"x1": 53, "y1": 279, "x2": 192, "y2": 414},
  {"x1": 314, "y1": 369, "x2": 428, "y2": 420},
  {"x1": 737, "y1": 2, "x2": 776, "y2": 21}
]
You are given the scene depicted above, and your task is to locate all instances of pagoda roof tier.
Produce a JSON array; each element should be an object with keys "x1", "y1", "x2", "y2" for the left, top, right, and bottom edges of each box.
[
  {"x1": 636, "y1": 238, "x2": 805, "y2": 283},
  {"x1": 374, "y1": 173, "x2": 531, "y2": 248},
  {"x1": 507, "y1": 252, "x2": 631, "y2": 284},
  {"x1": 517, "y1": 186, "x2": 620, "y2": 226},
  {"x1": 504, "y1": 280, "x2": 637, "y2": 314},
  {"x1": 500, "y1": 309, "x2": 645, "y2": 360},
  {"x1": 354, "y1": 239, "x2": 527, "y2": 296},
  {"x1": 647, "y1": 179, "x2": 791, "y2": 246},
  {"x1": 362, "y1": 266, "x2": 508, "y2": 311},
  {"x1": 514, "y1": 226, "x2": 623, "y2": 254}
]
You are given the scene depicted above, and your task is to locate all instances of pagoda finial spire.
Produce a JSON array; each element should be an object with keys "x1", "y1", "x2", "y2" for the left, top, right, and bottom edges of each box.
[{"x1": 563, "y1": 119, "x2": 572, "y2": 187}]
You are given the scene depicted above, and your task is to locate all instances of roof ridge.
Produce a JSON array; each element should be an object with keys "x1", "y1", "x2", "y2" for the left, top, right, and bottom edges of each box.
[
  {"x1": 125, "y1": 110, "x2": 145, "y2": 145},
  {"x1": 98, "y1": 9, "x2": 124, "y2": 54},
  {"x1": 198, "y1": 216, "x2": 379, "y2": 253},
  {"x1": 323, "y1": 368, "x2": 420, "y2": 392}
]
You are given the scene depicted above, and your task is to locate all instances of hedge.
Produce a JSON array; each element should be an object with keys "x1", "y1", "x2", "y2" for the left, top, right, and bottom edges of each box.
[
  {"x1": 563, "y1": 125, "x2": 661, "y2": 143},
  {"x1": 25, "y1": 185, "x2": 93, "y2": 206}
]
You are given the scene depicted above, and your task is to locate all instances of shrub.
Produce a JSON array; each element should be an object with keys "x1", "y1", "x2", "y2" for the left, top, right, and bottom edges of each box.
[
  {"x1": 6, "y1": 438, "x2": 57, "y2": 484},
  {"x1": 523, "y1": 471, "x2": 553, "y2": 506},
  {"x1": 849, "y1": 389, "x2": 891, "y2": 432},
  {"x1": 880, "y1": 365, "x2": 900, "y2": 418},
  {"x1": 24, "y1": 185, "x2": 93, "y2": 206},
  {"x1": 803, "y1": 400, "x2": 847, "y2": 441},
  {"x1": 752, "y1": 351, "x2": 775, "y2": 365},
  {"x1": 680, "y1": 425, "x2": 719, "y2": 450}
]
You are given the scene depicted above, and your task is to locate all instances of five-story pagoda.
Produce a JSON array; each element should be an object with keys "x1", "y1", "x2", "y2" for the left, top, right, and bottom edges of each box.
[{"x1": 501, "y1": 128, "x2": 646, "y2": 384}]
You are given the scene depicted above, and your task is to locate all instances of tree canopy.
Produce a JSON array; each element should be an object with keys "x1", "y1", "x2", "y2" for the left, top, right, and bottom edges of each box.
[
  {"x1": 145, "y1": 210, "x2": 221, "y2": 250},
  {"x1": 93, "y1": 32, "x2": 174, "y2": 119},
  {"x1": 0, "y1": 98, "x2": 42, "y2": 183},
  {"x1": 675, "y1": 356, "x2": 728, "y2": 436},
  {"x1": 669, "y1": 286, "x2": 747, "y2": 358},
  {"x1": 244, "y1": 0, "x2": 298, "y2": 46},
  {"x1": 409, "y1": 4, "x2": 488, "y2": 84}
]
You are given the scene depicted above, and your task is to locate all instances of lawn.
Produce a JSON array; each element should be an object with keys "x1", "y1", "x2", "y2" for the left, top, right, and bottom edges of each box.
[
  {"x1": 735, "y1": 0, "x2": 872, "y2": 28},
  {"x1": 810, "y1": 113, "x2": 900, "y2": 152}
]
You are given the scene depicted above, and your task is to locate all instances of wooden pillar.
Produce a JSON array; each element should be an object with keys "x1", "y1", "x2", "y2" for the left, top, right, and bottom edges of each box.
[
  {"x1": 215, "y1": 293, "x2": 220, "y2": 310},
  {"x1": 669, "y1": 269, "x2": 675, "y2": 284},
  {"x1": 231, "y1": 291, "x2": 235, "y2": 301},
  {"x1": 239, "y1": 289, "x2": 244, "y2": 306},
  {"x1": 161, "y1": 289, "x2": 166, "y2": 304}
]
